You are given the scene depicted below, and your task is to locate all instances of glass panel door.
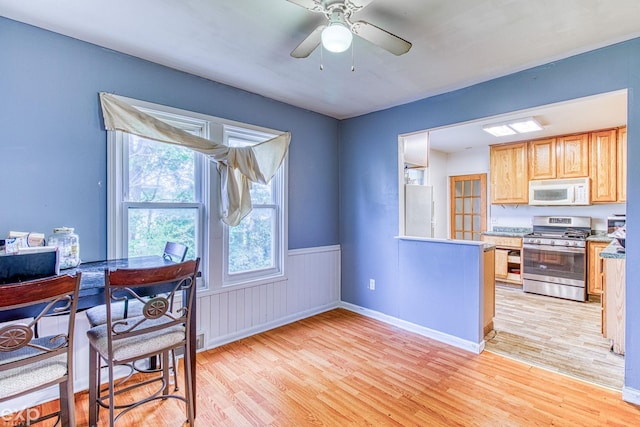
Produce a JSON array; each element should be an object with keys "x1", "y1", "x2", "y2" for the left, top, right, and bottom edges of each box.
[{"x1": 449, "y1": 174, "x2": 487, "y2": 241}]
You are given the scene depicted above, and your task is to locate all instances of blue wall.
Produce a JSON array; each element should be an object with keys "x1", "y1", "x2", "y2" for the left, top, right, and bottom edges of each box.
[
  {"x1": 339, "y1": 39, "x2": 640, "y2": 391},
  {"x1": 0, "y1": 17, "x2": 339, "y2": 258}
]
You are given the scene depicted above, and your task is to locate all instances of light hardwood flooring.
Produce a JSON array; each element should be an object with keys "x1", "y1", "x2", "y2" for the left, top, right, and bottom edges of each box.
[
  {"x1": 33, "y1": 308, "x2": 640, "y2": 426},
  {"x1": 485, "y1": 284, "x2": 625, "y2": 390}
]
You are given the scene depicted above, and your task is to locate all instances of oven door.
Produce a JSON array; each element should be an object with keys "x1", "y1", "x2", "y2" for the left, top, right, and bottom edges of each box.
[{"x1": 522, "y1": 243, "x2": 586, "y2": 287}]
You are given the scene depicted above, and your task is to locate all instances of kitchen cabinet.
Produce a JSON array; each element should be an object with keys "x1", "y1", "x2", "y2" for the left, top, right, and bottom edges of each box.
[
  {"x1": 590, "y1": 129, "x2": 618, "y2": 203},
  {"x1": 481, "y1": 235, "x2": 522, "y2": 285},
  {"x1": 617, "y1": 126, "x2": 627, "y2": 202},
  {"x1": 528, "y1": 138, "x2": 557, "y2": 180},
  {"x1": 556, "y1": 133, "x2": 589, "y2": 178},
  {"x1": 603, "y1": 257, "x2": 625, "y2": 355},
  {"x1": 587, "y1": 241, "x2": 608, "y2": 297},
  {"x1": 483, "y1": 247, "x2": 495, "y2": 336},
  {"x1": 489, "y1": 143, "x2": 528, "y2": 204}
]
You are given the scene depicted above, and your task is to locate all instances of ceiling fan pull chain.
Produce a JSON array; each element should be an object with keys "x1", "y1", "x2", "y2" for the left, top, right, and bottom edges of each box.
[
  {"x1": 351, "y1": 42, "x2": 355, "y2": 72},
  {"x1": 320, "y1": 45, "x2": 324, "y2": 71}
]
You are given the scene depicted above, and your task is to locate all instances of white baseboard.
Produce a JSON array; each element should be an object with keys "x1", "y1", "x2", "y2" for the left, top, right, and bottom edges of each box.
[
  {"x1": 622, "y1": 385, "x2": 640, "y2": 405},
  {"x1": 339, "y1": 302, "x2": 484, "y2": 354}
]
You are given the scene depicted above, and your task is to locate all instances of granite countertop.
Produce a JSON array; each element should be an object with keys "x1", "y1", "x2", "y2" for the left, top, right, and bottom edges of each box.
[
  {"x1": 482, "y1": 227, "x2": 531, "y2": 237},
  {"x1": 587, "y1": 235, "x2": 614, "y2": 243},
  {"x1": 600, "y1": 241, "x2": 625, "y2": 259}
]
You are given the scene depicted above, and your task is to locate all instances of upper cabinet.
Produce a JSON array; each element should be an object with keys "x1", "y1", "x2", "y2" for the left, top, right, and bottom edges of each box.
[
  {"x1": 490, "y1": 127, "x2": 625, "y2": 205},
  {"x1": 529, "y1": 138, "x2": 557, "y2": 180},
  {"x1": 590, "y1": 129, "x2": 618, "y2": 203},
  {"x1": 617, "y1": 126, "x2": 627, "y2": 202},
  {"x1": 557, "y1": 133, "x2": 590, "y2": 178},
  {"x1": 490, "y1": 142, "x2": 528, "y2": 204}
]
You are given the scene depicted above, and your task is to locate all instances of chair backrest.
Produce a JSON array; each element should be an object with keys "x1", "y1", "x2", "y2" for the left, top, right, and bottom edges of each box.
[
  {"x1": 103, "y1": 259, "x2": 199, "y2": 360},
  {"x1": 0, "y1": 273, "x2": 81, "y2": 399},
  {"x1": 163, "y1": 242, "x2": 188, "y2": 262}
]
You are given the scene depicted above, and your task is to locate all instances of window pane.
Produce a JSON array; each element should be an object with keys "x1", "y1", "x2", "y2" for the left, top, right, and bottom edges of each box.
[
  {"x1": 228, "y1": 208, "x2": 275, "y2": 274},
  {"x1": 455, "y1": 181, "x2": 462, "y2": 196},
  {"x1": 464, "y1": 181, "x2": 471, "y2": 196},
  {"x1": 473, "y1": 179, "x2": 480, "y2": 196},
  {"x1": 128, "y1": 208, "x2": 197, "y2": 259},
  {"x1": 128, "y1": 136, "x2": 195, "y2": 202},
  {"x1": 250, "y1": 182, "x2": 273, "y2": 204}
]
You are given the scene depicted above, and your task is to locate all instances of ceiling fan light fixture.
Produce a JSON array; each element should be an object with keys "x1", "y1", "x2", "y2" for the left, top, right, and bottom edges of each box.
[{"x1": 321, "y1": 23, "x2": 353, "y2": 53}]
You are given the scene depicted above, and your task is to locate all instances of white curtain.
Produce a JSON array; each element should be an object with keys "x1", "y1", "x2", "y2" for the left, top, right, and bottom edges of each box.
[{"x1": 99, "y1": 93, "x2": 291, "y2": 226}]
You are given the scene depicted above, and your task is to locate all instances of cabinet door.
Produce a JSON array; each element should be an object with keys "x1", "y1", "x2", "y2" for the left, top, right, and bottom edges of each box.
[
  {"x1": 495, "y1": 249, "x2": 509, "y2": 279},
  {"x1": 587, "y1": 242, "x2": 607, "y2": 295},
  {"x1": 617, "y1": 127, "x2": 627, "y2": 202},
  {"x1": 490, "y1": 143, "x2": 528, "y2": 204},
  {"x1": 557, "y1": 133, "x2": 589, "y2": 178},
  {"x1": 590, "y1": 129, "x2": 618, "y2": 203},
  {"x1": 529, "y1": 138, "x2": 556, "y2": 180}
]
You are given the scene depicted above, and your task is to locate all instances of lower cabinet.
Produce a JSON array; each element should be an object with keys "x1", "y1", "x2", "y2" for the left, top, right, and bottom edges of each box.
[
  {"x1": 481, "y1": 235, "x2": 523, "y2": 285},
  {"x1": 587, "y1": 241, "x2": 608, "y2": 296},
  {"x1": 603, "y1": 257, "x2": 625, "y2": 355},
  {"x1": 483, "y1": 248, "x2": 496, "y2": 336}
]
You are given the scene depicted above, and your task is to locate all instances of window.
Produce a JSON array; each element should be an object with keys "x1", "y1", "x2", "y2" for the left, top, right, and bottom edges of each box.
[
  {"x1": 107, "y1": 96, "x2": 287, "y2": 291},
  {"x1": 222, "y1": 126, "x2": 287, "y2": 286},
  {"x1": 108, "y1": 111, "x2": 208, "y2": 273}
]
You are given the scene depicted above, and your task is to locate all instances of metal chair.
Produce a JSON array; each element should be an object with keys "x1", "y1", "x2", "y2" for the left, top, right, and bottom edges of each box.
[
  {"x1": 85, "y1": 242, "x2": 189, "y2": 327},
  {"x1": 0, "y1": 273, "x2": 81, "y2": 426},
  {"x1": 86, "y1": 259, "x2": 199, "y2": 426},
  {"x1": 163, "y1": 241, "x2": 188, "y2": 263}
]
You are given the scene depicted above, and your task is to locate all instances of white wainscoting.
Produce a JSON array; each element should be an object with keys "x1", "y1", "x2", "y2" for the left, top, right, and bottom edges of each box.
[
  {"x1": 0, "y1": 245, "x2": 342, "y2": 413},
  {"x1": 199, "y1": 245, "x2": 341, "y2": 349}
]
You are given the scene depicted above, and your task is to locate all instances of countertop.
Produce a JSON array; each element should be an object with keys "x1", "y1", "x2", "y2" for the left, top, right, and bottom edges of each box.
[
  {"x1": 481, "y1": 227, "x2": 531, "y2": 237},
  {"x1": 600, "y1": 241, "x2": 626, "y2": 259}
]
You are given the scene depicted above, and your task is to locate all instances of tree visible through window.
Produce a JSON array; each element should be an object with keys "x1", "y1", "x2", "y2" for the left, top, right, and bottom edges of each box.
[
  {"x1": 125, "y1": 135, "x2": 201, "y2": 261},
  {"x1": 224, "y1": 127, "x2": 284, "y2": 283}
]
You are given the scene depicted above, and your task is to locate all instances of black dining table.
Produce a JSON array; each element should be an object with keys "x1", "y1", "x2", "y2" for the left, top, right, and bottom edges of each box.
[{"x1": 0, "y1": 255, "x2": 198, "y2": 416}]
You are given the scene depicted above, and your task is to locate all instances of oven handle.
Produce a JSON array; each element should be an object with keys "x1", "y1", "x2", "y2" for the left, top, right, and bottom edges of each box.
[{"x1": 523, "y1": 243, "x2": 585, "y2": 254}]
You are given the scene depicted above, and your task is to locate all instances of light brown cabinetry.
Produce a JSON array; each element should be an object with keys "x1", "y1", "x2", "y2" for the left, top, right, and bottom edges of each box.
[
  {"x1": 481, "y1": 235, "x2": 523, "y2": 285},
  {"x1": 528, "y1": 138, "x2": 557, "y2": 180},
  {"x1": 603, "y1": 257, "x2": 625, "y2": 354},
  {"x1": 590, "y1": 129, "x2": 618, "y2": 203},
  {"x1": 587, "y1": 241, "x2": 608, "y2": 296},
  {"x1": 489, "y1": 143, "x2": 528, "y2": 204},
  {"x1": 483, "y1": 248, "x2": 495, "y2": 336},
  {"x1": 556, "y1": 133, "x2": 590, "y2": 178},
  {"x1": 617, "y1": 126, "x2": 627, "y2": 202}
]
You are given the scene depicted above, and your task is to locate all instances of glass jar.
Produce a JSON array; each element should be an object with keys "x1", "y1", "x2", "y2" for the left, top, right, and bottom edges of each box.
[{"x1": 48, "y1": 227, "x2": 80, "y2": 269}]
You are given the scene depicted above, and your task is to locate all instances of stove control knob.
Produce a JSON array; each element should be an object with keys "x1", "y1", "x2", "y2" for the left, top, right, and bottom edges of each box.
[
  {"x1": 565, "y1": 241, "x2": 573, "y2": 247},
  {"x1": 550, "y1": 240, "x2": 555, "y2": 245},
  {"x1": 535, "y1": 239, "x2": 541, "y2": 244}
]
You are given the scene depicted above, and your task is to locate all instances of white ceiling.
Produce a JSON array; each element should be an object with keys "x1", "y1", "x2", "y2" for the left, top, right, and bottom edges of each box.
[{"x1": 0, "y1": 0, "x2": 637, "y2": 151}]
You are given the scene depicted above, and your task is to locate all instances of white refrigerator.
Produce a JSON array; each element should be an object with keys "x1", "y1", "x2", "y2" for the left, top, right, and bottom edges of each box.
[{"x1": 405, "y1": 184, "x2": 434, "y2": 238}]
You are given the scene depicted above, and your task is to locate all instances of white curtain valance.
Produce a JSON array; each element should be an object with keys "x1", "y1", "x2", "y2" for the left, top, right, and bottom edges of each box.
[{"x1": 99, "y1": 92, "x2": 291, "y2": 226}]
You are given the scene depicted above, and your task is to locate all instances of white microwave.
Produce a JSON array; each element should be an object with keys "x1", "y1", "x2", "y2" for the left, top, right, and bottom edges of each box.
[{"x1": 529, "y1": 178, "x2": 590, "y2": 206}]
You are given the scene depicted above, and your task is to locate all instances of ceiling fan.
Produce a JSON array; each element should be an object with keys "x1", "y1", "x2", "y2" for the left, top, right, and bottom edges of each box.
[{"x1": 287, "y1": 0, "x2": 412, "y2": 58}]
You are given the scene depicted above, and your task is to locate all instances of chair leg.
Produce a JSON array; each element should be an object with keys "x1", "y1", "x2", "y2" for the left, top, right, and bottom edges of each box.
[
  {"x1": 88, "y1": 346, "x2": 99, "y2": 427},
  {"x1": 162, "y1": 350, "x2": 171, "y2": 396},
  {"x1": 108, "y1": 357, "x2": 116, "y2": 427},
  {"x1": 184, "y1": 344, "x2": 195, "y2": 424},
  {"x1": 171, "y1": 349, "x2": 179, "y2": 391},
  {"x1": 59, "y1": 377, "x2": 75, "y2": 427}
]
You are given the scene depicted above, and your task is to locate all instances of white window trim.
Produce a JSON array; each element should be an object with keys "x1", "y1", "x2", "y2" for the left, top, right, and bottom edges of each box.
[{"x1": 105, "y1": 95, "x2": 288, "y2": 294}]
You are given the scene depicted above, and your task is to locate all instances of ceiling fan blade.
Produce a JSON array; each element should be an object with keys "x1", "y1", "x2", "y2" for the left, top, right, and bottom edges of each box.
[
  {"x1": 286, "y1": 0, "x2": 324, "y2": 13},
  {"x1": 291, "y1": 25, "x2": 326, "y2": 58},
  {"x1": 351, "y1": 20, "x2": 412, "y2": 55}
]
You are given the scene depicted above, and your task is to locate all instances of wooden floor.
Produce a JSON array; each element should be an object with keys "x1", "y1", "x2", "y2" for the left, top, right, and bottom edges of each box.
[
  {"x1": 36, "y1": 308, "x2": 639, "y2": 426},
  {"x1": 485, "y1": 284, "x2": 625, "y2": 390}
]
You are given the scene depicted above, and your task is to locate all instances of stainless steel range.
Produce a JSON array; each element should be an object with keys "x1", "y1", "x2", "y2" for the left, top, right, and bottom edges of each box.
[{"x1": 523, "y1": 216, "x2": 591, "y2": 302}]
